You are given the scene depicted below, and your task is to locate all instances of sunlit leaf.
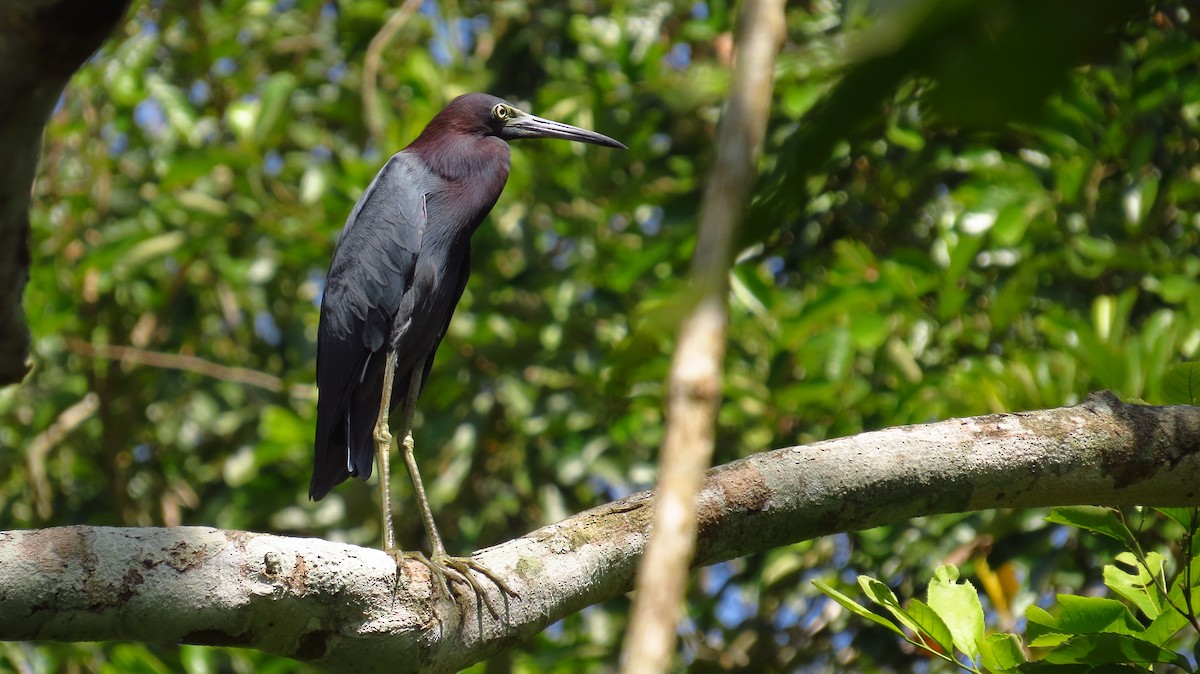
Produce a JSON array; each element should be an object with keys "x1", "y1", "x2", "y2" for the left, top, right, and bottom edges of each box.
[
  {"x1": 858, "y1": 576, "x2": 923, "y2": 635},
  {"x1": 1103, "y1": 551, "x2": 1164, "y2": 620},
  {"x1": 254, "y1": 72, "x2": 298, "y2": 144},
  {"x1": 1026, "y1": 605, "x2": 1071, "y2": 648},
  {"x1": 1045, "y1": 507, "x2": 1129, "y2": 544},
  {"x1": 907, "y1": 598, "x2": 955, "y2": 657},
  {"x1": 926, "y1": 565, "x2": 984, "y2": 661},
  {"x1": 1155, "y1": 507, "x2": 1196, "y2": 529},
  {"x1": 980, "y1": 632, "x2": 1026, "y2": 671},
  {"x1": 1055, "y1": 595, "x2": 1145, "y2": 636},
  {"x1": 813, "y1": 579, "x2": 907, "y2": 637}
]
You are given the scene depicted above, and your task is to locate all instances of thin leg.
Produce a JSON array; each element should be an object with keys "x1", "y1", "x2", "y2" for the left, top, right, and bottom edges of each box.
[
  {"x1": 373, "y1": 350, "x2": 399, "y2": 553},
  {"x1": 390, "y1": 359, "x2": 518, "y2": 617},
  {"x1": 395, "y1": 365, "x2": 449, "y2": 558}
]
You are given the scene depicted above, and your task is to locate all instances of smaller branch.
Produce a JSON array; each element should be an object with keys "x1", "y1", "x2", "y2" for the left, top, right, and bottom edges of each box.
[
  {"x1": 64, "y1": 338, "x2": 311, "y2": 399},
  {"x1": 1185, "y1": 517, "x2": 1200, "y2": 634},
  {"x1": 1116, "y1": 509, "x2": 1194, "y2": 630},
  {"x1": 1153, "y1": 507, "x2": 1200, "y2": 634},
  {"x1": 362, "y1": 0, "x2": 423, "y2": 143},
  {"x1": 26, "y1": 392, "x2": 100, "y2": 520}
]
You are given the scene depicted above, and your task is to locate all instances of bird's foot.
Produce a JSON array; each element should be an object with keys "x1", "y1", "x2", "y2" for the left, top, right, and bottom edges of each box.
[{"x1": 392, "y1": 550, "x2": 517, "y2": 619}]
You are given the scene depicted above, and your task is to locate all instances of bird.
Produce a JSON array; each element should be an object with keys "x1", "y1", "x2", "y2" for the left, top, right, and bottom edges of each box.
[{"x1": 310, "y1": 93, "x2": 625, "y2": 611}]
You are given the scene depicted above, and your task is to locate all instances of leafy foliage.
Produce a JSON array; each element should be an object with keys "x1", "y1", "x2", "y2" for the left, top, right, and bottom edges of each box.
[
  {"x1": 2, "y1": 0, "x2": 1198, "y2": 671},
  {"x1": 1163, "y1": 363, "x2": 1200, "y2": 405},
  {"x1": 818, "y1": 508, "x2": 1200, "y2": 672}
]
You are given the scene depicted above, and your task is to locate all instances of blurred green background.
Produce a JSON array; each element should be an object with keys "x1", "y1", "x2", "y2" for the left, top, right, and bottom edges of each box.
[{"x1": 2, "y1": 0, "x2": 1198, "y2": 671}]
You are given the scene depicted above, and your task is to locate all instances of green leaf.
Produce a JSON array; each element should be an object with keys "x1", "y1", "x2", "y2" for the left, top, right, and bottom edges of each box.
[
  {"x1": 1103, "y1": 551, "x2": 1164, "y2": 620},
  {"x1": 761, "y1": 548, "x2": 806, "y2": 587},
  {"x1": 1017, "y1": 665, "x2": 1140, "y2": 674},
  {"x1": 300, "y1": 165, "x2": 328, "y2": 205},
  {"x1": 225, "y1": 97, "x2": 259, "y2": 142},
  {"x1": 886, "y1": 123, "x2": 926, "y2": 151},
  {"x1": 106, "y1": 643, "x2": 176, "y2": 674},
  {"x1": 907, "y1": 598, "x2": 956, "y2": 657},
  {"x1": 145, "y1": 74, "x2": 198, "y2": 144},
  {"x1": 1055, "y1": 595, "x2": 1145, "y2": 636},
  {"x1": 254, "y1": 72, "x2": 298, "y2": 144},
  {"x1": 1042, "y1": 633, "x2": 1190, "y2": 668},
  {"x1": 858, "y1": 576, "x2": 923, "y2": 635},
  {"x1": 1045, "y1": 507, "x2": 1129, "y2": 544},
  {"x1": 1142, "y1": 603, "x2": 1191, "y2": 647},
  {"x1": 981, "y1": 632, "x2": 1027, "y2": 671},
  {"x1": 1026, "y1": 605, "x2": 1070, "y2": 648},
  {"x1": 1155, "y1": 507, "x2": 1196, "y2": 529},
  {"x1": 926, "y1": 565, "x2": 985, "y2": 661},
  {"x1": 112, "y1": 231, "x2": 187, "y2": 277},
  {"x1": 813, "y1": 579, "x2": 906, "y2": 637},
  {"x1": 730, "y1": 265, "x2": 771, "y2": 318},
  {"x1": 1153, "y1": 560, "x2": 1200, "y2": 646},
  {"x1": 1161, "y1": 363, "x2": 1200, "y2": 405}
]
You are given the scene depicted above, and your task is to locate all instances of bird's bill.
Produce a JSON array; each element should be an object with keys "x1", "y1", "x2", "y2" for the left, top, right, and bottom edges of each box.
[{"x1": 502, "y1": 110, "x2": 627, "y2": 149}]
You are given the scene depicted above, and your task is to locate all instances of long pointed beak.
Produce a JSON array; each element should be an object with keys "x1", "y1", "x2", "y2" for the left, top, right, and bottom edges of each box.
[{"x1": 501, "y1": 110, "x2": 627, "y2": 149}]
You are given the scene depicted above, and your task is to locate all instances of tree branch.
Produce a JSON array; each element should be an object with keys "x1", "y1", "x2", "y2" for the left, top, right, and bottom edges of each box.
[
  {"x1": 0, "y1": 0, "x2": 131, "y2": 386},
  {"x1": 2, "y1": 393, "x2": 1198, "y2": 673},
  {"x1": 361, "y1": 0, "x2": 423, "y2": 143},
  {"x1": 622, "y1": 2, "x2": 785, "y2": 670},
  {"x1": 26, "y1": 392, "x2": 100, "y2": 521},
  {"x1": 64, "y1": 338, "x2": 314, "y2": 400}
]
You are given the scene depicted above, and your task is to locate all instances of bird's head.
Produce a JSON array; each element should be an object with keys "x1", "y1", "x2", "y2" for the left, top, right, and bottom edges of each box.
[{"x1": 432, "y1": 93, "x2": 626, "y2": 150}]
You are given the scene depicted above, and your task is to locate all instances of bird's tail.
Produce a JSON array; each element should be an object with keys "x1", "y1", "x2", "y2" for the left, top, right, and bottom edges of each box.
[
  {"x1": 345, "y1": 373, "x2": 385, "y2": 479},
  {"x1": 309, "y1": 417, "x2": 352, "y2": 501}
]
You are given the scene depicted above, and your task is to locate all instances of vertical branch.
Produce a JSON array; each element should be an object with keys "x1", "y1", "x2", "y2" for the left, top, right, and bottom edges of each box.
[
  {"x1": 619, "y1": 1, "x2": 786, "y2": 672},
  {"x1": 361, "y1": 0, "x2": 424, "y2": 143},
  {"x1": 26, "y1": 393, "x2": 100, "y2": 520}
]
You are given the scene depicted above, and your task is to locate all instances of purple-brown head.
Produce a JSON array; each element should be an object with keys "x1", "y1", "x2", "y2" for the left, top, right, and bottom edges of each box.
[{"x1": 419, "y1": 93, "x2": 626, "y2": 150}]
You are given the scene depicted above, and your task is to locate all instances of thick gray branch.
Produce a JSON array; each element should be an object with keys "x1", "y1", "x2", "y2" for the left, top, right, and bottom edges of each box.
[
  {"x1": 1, "y1": 393, "x2": 1198, "y2": 673},
  {"x1": 0, "y1": 0, "x2": 130, "y2": 385}
]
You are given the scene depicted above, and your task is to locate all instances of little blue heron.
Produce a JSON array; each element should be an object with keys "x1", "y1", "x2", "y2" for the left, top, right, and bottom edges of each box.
[{"x1": 311, "y1": 93, "x2": 625, "y2": 610}]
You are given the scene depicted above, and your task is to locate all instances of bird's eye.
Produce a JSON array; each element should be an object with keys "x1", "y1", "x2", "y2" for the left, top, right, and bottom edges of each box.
[{"x1": 492, "y1": 104, "x2": 509, "y2": 121}]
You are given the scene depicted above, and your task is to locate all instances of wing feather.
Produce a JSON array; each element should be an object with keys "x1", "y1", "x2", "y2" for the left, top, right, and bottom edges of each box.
[{"x1": 310, "y1": 152, "x2": 429, "y2": 501}]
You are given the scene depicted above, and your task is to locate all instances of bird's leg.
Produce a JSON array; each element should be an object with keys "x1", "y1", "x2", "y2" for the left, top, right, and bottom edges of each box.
[
  {"x1": 393, "y1": 362, "x2": 517, "y2": 618},
  {"x1": 387, "y1": 363, "x2": 448, "y2": 600},
  {"x1": 394, "y1": 364, "x2": 447, "y2": 558},
  {"x1": 373, "y1": 349, "x2": 399, "y2": 553}
]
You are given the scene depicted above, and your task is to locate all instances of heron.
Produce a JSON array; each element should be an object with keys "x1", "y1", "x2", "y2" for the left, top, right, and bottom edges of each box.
[{"x1": 310, "y1": 93, "x2": 625, "y2": 611}]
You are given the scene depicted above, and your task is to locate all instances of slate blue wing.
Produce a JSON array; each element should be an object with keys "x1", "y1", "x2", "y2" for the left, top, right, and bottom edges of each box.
[{"x1": 310, "y1": 152, "x2": 429, "y2": 500}]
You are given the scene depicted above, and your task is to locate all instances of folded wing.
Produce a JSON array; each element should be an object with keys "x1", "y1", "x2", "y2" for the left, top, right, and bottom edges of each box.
[{"x1": 310, "y1": 152, "x2": 429, "y2": 500}]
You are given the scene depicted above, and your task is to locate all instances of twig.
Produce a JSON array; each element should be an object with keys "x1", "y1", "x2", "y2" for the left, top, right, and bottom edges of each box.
[
  {"x1": 619, "y1": 1, "x2": 786, "y2": 672},
  {"x1": 63, "y1": 338, "x2": 311, "y2": 399},
  {"x1": 1184, "y1": 510, "x2": 1200, "y2": 633},
  {"x1": 362, "y1": 0, "x2": 424, "y2": 143},
  {"x1": 26, "y1": 392, "x2": 100, "y2": 520}
]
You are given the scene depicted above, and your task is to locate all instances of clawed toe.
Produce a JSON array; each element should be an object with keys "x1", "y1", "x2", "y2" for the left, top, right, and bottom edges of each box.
[
  {"x1": 392, "y1": 551, "x2": 518, "y2": 619},
  {"x1": 393, "y1": 550, "x2": 452, "y2": 600}
]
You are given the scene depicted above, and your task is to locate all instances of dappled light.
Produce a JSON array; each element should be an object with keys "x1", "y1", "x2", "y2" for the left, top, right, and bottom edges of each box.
[{"x1": 2, "y1": 0, "x2": 1198, "y2": 671}]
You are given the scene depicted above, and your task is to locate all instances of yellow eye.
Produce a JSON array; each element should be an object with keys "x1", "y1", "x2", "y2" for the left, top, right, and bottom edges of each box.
[{"x1": 492, "y1": 104, "x2": 510, "y2": 120}]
